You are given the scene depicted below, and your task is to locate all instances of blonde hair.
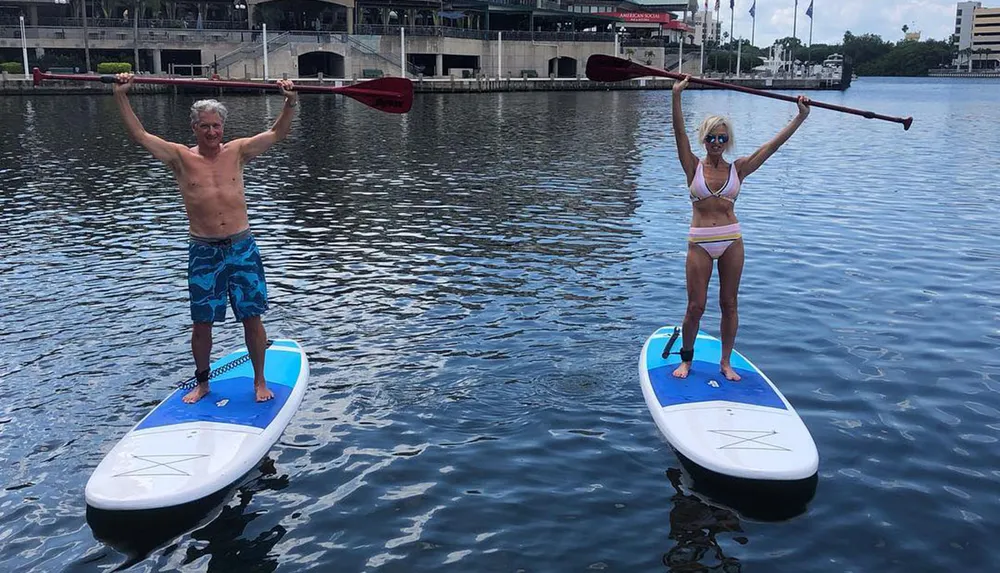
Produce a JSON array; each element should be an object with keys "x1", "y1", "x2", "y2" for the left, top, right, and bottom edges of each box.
[{"x1": 697, "y1": 115, "x2": 735, "y2": 154}]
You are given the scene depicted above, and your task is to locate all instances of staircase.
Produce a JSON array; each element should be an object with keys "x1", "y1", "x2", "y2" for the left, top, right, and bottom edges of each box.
[
  {"x1": 213, "y1": 31, "x2": 291, "y2": 77},
  {"x1": 665, "y1": 52, "x2": 701, "y2": 72},
  {"x1": 341, "y1": 33, "x2": 421, "y2": 77},
  {"x1": 212, "y1": 31, "x2": 420, "y2": 79}
]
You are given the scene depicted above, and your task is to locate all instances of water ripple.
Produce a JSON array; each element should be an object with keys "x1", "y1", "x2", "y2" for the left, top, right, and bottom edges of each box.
[{"x1": 1, "y1": 78, "x2": 999, "y2": 572}]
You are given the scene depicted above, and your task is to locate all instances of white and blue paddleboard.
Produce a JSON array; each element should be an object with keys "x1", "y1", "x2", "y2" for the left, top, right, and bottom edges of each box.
[
  {"x1": 86, "y1": 339, "x2": 309, "y2": 511},
  {"x1": 639, "y1": 327, "x2": 817, "y2": 482}
]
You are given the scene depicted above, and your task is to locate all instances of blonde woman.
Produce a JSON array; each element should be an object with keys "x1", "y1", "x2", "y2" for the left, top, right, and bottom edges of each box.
[{"x1": 670, "y1": 74, "x2": 810, "y2": 381}]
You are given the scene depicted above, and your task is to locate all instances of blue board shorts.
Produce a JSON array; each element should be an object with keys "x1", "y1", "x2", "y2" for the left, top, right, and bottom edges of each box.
[{"x1": 187, "y1": 228, "x2": 268, "y2": 324}]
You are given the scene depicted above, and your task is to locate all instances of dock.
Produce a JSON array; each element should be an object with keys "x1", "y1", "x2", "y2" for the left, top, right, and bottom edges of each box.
[
  {"x1": 1, "y1": 73, "x2": 847, "y2": 97},
  {"x1": 411, "y1": 76, "x2": 846, "y2": 93}
]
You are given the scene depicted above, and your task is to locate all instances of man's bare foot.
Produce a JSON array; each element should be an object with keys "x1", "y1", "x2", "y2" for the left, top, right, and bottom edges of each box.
[
  {"x1": 720, "y1": 363, "x2": 742, "y2": 381},
  {"x1": 183, "y1": 382, "x2": 210, "y2": 404},
  {"x1": 672, "y1": 362, "x2": 692, "y2": 378},
  {"x1": 255, "y1": 381, "x2": 274, "y2": 402}
]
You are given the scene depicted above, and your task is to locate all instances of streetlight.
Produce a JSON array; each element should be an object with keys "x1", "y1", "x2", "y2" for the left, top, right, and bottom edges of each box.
[{"x1": 233, "y1": 1, "x2": 247, "y2": 30}]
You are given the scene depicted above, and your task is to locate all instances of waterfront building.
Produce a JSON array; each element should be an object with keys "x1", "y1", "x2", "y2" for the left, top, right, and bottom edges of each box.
[
  {"x1": 0, "y1": 0, "x2": 711, "y2": 80},
  {"x1": 955, "y1": 1, "x2": 1000, "y2": 69}
]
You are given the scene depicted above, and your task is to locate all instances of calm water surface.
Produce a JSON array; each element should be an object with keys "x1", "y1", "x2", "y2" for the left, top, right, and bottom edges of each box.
[{"x1": 1, "y1": 77, "x2": 999, "y2": 572}]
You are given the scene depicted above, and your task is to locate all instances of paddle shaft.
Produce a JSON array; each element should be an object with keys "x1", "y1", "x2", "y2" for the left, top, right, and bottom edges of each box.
[
  {"x1": 660, "y1": 69, "x2": 908, "y2": 128},
  {"x1": 586, "y1": 56, "x2": 913, "y2": 130},
  {"x1": 33, "y1": 69, "x2": 396, "y2": 98}
]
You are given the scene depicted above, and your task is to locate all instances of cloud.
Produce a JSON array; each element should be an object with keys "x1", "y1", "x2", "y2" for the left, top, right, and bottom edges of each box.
[{"x1": 718, "y1": 0, "x2": 957, "y2": 46}]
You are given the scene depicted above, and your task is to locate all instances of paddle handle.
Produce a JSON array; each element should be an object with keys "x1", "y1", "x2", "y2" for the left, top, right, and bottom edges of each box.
[{"x1": 659, "y1": 70, "x2": 913, "y2": 130}]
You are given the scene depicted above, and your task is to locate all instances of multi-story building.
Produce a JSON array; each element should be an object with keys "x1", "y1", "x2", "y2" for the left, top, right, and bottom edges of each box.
[
  {"x1": 956, "y1": 1, "x2": 980, "y2": 52},
  {"x1": 955, "y1": 1, "x2": 1000, "y2": 69},
  {"x1": 0, "y1": 0, "x2": 706, "y2": 78},
  {"x1": 972, "y1": 5, "x2": 1000, "y2": 68},
  {"x1": 690, "y1": 8, "x2": 719, "y2": 46}
]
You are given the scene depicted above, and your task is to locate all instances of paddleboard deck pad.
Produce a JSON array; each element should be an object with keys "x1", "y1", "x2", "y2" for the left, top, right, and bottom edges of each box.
[
  {"x1": 86, "y1": 339, "x2": 309, "y2": 511},
  {"x1": 639, "y1": 327, "x2": 818, "y2": 482}
]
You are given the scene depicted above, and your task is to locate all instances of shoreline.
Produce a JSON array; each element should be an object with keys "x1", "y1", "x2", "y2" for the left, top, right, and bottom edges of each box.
[{"x1": 1, "y1": 75, "x2": 848, "y2": 96}]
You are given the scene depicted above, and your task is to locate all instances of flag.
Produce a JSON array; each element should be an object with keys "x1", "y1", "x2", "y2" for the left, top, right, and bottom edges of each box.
[
  {"x1": 749, "y1": 0, "x2": 756, "y2": 19},
  {"x1": 806, "y1": 0, "x2": 813, "y2": 18}
]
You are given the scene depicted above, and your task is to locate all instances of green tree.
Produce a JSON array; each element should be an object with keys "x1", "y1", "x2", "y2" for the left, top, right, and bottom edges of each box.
[
  {"x1": 773, "y1": 36, "x2": 804, "y2": 51},
  {"x1": 803, "y1": 43, "x2": 839, "y2": 65},
  {"x1": 842, "y1": 32, "x2": 892, "y2": 67},
  {"x1": 856, "y1": 39, "x2": 953, "y2": 76}
]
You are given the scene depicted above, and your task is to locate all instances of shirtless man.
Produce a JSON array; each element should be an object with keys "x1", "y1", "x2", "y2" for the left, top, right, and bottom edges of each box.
[{"x1": 112, "y1": 72, "x2": 298, "y2": 403}]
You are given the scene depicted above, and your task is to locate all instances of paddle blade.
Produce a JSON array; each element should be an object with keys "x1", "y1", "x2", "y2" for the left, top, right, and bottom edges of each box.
[
  {"x1": 586, "y1": 54, "x2": 666, "y2": 82},
  {"x1": 338, "y1": 77, "x2": 414, "y2": 114}
]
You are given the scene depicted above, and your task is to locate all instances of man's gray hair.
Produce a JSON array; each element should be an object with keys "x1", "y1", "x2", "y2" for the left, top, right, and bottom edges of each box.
[{"x1": 190, "y1": 99, "x2": 228, "y2": 125}]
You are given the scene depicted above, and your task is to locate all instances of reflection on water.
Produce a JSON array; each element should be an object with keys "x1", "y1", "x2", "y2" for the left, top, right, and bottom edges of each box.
[
  {"x1": 179, "y1": 464, "x2": 290, "y2": 573},
  {"x1": 662, "y1": 468, "x2": 744, "y2": 573},
  {"x1": 85, "y1": 457, "x2": 289, "y2": 571},
  {"x1": 2, "y1": 78, "x2": 1000, "y2": 572}
]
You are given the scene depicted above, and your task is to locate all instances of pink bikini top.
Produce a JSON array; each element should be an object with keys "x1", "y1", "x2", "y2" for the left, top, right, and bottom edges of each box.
[{"x1": 689, "y1": 162, "x2": 741, "y2": 203}]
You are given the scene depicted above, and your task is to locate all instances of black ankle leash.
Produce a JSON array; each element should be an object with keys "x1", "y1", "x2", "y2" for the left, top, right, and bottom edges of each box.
[
  {"x1": 661, "y1": 327, "x2": 694, "y2": 362},
  {"x1": 177, "y1": 339, "x2": 274, "y2": 390}
]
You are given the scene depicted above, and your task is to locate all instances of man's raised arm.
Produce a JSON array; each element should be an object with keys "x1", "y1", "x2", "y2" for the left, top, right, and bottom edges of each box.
[
  {"x1": 112, "y1": 73, "x2": 182, "y2": 165},
  {"x1": 237, "y1": 79, "x2": 298, "y2": 163}
]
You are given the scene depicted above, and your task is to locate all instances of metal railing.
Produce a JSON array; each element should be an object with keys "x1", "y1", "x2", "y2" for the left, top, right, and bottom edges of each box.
[
  {"x1": 1, "y1": 16, "x2": 349, "y2": 32},
  {"x1": 623, "y1": 38, "x2": 683, "y2": 48},
  {"x1": 499, "y1": 30, "x2": 613, "y2": 42},
  {"x1": 23, "y1": 17, "x2": 249, "y2": 30},
  {"x1": 356, "y1": 24, "x2": 492, "y2": 40},
  {"x1": 355, "y1": 25, "x2": 613, "y2": 43},
  {"x1": 3, "y1": 22, "x2": 617, "y2": 44},
  {"x1": 0, "y1": 25, "x2": 256, "y2": 43},
  {"x1": 1, "y1": 23, "x2": 622, "y2": 65}
]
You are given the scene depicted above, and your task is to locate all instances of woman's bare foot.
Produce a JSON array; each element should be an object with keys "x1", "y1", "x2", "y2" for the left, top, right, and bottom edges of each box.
[
  {"x1": 720, "y1": 363, "x2": 742, "y2": 381},
  {"x1": 672, "y1": 362, "x2": 692, "y2": 378},
  {"x1": 183, "y1": 382, "x2": 210, "y2": 404},
  {"x1": 255, "y1": 381, "x2": 274, "y2": 402}
]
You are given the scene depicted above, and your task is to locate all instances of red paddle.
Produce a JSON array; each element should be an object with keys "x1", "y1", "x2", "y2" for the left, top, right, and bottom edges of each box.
[
  {"x1": 585, "y1": 54, "x2": 913, "y2": 131},
  {"x1": 32, "y1": 68, "x2": 414, "y2": 114}
]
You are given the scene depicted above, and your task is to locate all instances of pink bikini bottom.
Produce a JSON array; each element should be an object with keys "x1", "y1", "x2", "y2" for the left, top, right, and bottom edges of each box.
[{"x1": 688, "y1": 223, "x2": 742, "y2": 259}]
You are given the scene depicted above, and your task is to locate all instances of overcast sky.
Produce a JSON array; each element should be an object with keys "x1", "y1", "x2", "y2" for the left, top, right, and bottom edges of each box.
[{"x1": 712, "y1": 0, "x2": 960, "y2": 46}]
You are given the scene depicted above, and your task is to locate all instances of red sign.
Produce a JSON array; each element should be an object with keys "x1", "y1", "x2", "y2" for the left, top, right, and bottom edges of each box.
[{"x1": 604, "y1": 12, "x2": 674, "y2": 24}]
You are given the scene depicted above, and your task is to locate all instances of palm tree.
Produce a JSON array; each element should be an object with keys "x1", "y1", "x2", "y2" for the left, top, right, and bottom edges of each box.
[
  {"x1": 129, "y1": 0, "x2": 164, "y2": 72},
  {"x1": 133, "y1": 1, "x2": 139, "y2": 71},
  {"x1": 98, "y1": 0, "x2": 133, "y2": 69}
]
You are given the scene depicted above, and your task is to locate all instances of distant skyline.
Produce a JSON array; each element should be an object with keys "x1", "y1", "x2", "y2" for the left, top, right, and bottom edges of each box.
[{"x1": 702, "y1": 0, "x2": 964, "y2": 47}]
